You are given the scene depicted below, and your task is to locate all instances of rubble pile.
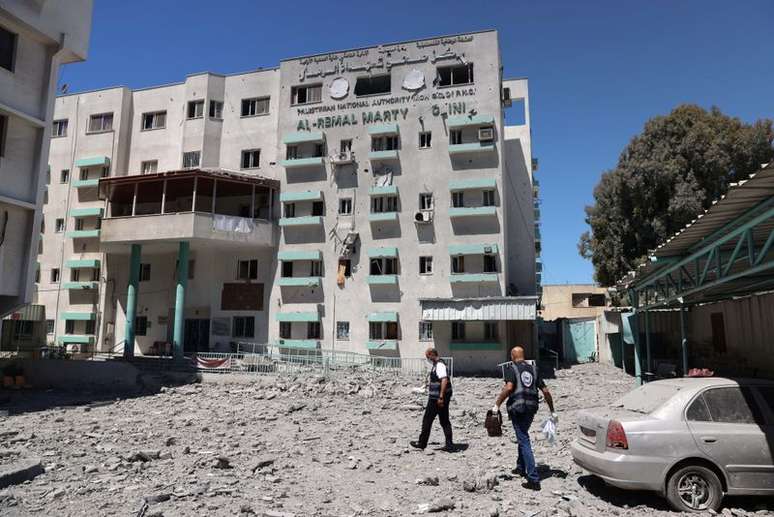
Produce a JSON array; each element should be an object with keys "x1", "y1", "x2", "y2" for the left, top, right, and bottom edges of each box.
[{"x1": 0, "y1": 363, "x2": 770, "y2": 516}]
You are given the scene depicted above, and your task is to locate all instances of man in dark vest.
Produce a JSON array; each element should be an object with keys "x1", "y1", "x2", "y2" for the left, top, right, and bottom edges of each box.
[
  {"x1": 410, "y1": 348, "x2": 455, "y2": 452},
  {"x1": 493, "y1": 345, "x2": 556, "y2": 490}
]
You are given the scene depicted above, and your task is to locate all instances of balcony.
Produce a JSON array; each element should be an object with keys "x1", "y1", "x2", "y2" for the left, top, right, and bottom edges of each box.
[
  {"x1": 278, "y1": 277, "x2": 322, "y2": 287},
  {"x1": 278, "y1": 250, "x2": 321, "y2": 261},
  {"x1": 62, "y1": 281, "x2": 98, "y2": 290},
  {"x1": 368, "y1": 149, "x2": 399, "y2": 161},
  {"x1": 449, "y1": 273, "x2": 498, "y2": 284},
  {"x1": 282, "y1": 131, "x2": 324, "y2": 145},
  {"x1": 280, "y1": 156, "x2": 326, "y2": 168},
  {"x1": 366, "y1": 274, "x2": 398, "y2": 285},
  {"x1": 65, "y1": 259, "x2": 101, "y2": 269},
  {"x1": 449, "y1": 206, "x2": 497, "y2": 218},
  {"x1": 448, "y1": 142, "x2": 496, "y2": 155},
  {"x1": 279, "y1": 215, "x2": 323, "y2": 227},
  {"x1": 99, "y1": 169, "x2": 278, "y2": 251},
  {"x1": 447, "y1": 114, "x2": 495, "y2": 129},
  {"x1": 279, "y1": 190, "x2": 322, "y2": 203},
  {"x1": 368, "y1": 212, "x2": 398, "y2": 223},
  {"x1": 60, "y1": 312, "x2": 96, "y2": 321},
  {"x1": 66, "y1": 229, "x2": 101, "y2": 239},
  {"x1": 70, "y1": 207, "x2": 103, "y2": 218}
]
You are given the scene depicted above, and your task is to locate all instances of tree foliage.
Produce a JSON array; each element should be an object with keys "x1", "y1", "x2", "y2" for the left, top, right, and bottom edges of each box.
[{"x1": 580, "y1": 105, "x2": 773, "y2": 286}]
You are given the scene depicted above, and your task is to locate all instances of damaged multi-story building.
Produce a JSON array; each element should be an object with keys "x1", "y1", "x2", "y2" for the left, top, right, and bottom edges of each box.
[{"x1": 33, "y1": 30, "x2": 540, "y2": 372}]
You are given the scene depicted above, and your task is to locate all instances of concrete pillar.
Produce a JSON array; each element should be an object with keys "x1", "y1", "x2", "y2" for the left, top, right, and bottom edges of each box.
[
  {"x1": 632, "y1": 312, "x2": 642, "y2": 386},
  {"x1": 680, "y1": 307, "x2": 689, "y2": 376},
  {"x1": 124, "y1": 244, "x2": 142, "y2": 359},
  {"x1": 173, "y1": 241, "x2": 190, "y2": 360}
]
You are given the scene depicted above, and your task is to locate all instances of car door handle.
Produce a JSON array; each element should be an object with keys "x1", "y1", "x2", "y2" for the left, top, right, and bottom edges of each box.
[{"x1": 701, "y1": 436, "x2": 717, "y2": 443}]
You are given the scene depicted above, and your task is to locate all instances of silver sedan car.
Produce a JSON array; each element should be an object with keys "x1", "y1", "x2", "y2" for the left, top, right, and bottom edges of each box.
[{"x1": 571, "y1": 377, "x2": 774, "y2": 512}]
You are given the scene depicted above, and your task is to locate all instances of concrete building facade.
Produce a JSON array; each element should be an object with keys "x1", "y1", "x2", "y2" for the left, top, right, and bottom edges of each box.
[
  {"x1": 0, "y1": 0, "x2": 93, "y2": 317},
  {"x1": 34, "y1": 30, "x2": 539, "y2": 372}
]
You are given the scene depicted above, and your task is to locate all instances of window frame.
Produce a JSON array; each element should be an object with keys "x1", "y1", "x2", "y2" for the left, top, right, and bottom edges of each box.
[
  {"x1": 237, "y1": 259, "x2": 258, "y2": 280},
  {"x1": 141, "y1": 111, "x2": 167, "y2": 131},
  {"x1": 55, "y1": 218, "x2": 65, "y2": 233},
  {"x1": 371, "y1": 135, "x2": 399, "y2": 152},
  {"x1": 209, "y1": 100, "x2": 224, "y2": 119},
  {"x1": 182, "y1": 150, "x2": 201, "y2": 169},
  {"x1": 52, "y1": 119, "x2": 68, "y2": 138},
  {"x1": 419, "y1": 193, "x2": 434, "y2": 211},
  {"x1": 419, "y1": 321, "x2": 433, "y2": 341},
  {"x1": 279, "y1": 321, "x2": 292, "y2": 339},
  {"x1": 139, "y1": 263, "x2": 151, "y2": 282},
  {"x1": 187, "y1": 100, "x2": 205, "y2": 120},
  {"x1": 451, "y1": 321, "x2": 466, "y2": 341},
  {"x1": 419, "y1": 131, "x2": 432, "y2": 149},
  {"x1": 419, "y1": 256, "x2": 433, "y2": 275},
  {"x1": 452, "y1": 191, "x2": 464, "y2": 208},
  {"x1": 437, "y1": 63, "x2": 474, "y2": 87},
  {"x1": 87, "y1": 112, "x2": 114, "y2": 134},
  {"x1": 354, "y1": 74, "x2": 392, "y2": 97},
  {"x1": 483, "y1": 189, "x2": 496, "y2": 207},
  {"x1": 291, "y1": 84, "x2": 322, "y2": 106},
  {"x1": 135, "y1": 316, "x2": 148, "y2": 336},
  {"x1": 140, "y1": 160, "x2": 158, "y2": 175},
  {"x1": 232, "y1": 316, "x2": 255, "y2": 339},
  {"x1": 449, "y1": 129, "x2": 463, "y2": 145},
  {"x1": 336, "y1": 321, "x2": 350, "y2": 341},
  {"x1": 51, "y1": 268, "x2": 60, "y2": 283},
  {"x1": 241, "y1": 97, "x2": 270, "y2": 117},
  {"x1": 0, "y1": 26, "x2": 18, "y2": 72},
  {"x1": 241, "y1": 149, "x2": 261, "y2": 169},
  {"x1": 484, "y1": 321, "x2": 498, "y2": 340},
  {"x1": 338, "y1": 197, "x2": 353, "y2": 215}
]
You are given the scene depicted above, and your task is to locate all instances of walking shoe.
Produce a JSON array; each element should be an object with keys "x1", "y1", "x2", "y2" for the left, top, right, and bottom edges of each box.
[
  {"x1": 409, "y1": 441, "x2": 425, "y2": 450},
  {"x1": 440, "y1": 444, "x2": 456, "y2": 452},
  {"x1": 511, "y1": 468, "x2": 526, "y2": 477},
  {"x1": 522, "y1": 480, "x2": 541, "y2": 491}
]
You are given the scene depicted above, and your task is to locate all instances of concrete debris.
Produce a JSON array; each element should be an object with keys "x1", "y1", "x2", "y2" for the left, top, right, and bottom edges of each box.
[
  {"x1": 0, "y1": 457, "x2": 44, "y2": 489},
  {"x1": 0, "y1": 363, "x2": 768, "y2": 516}
]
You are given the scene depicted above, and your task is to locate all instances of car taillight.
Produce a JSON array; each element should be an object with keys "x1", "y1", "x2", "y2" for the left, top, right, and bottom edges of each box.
[{"x1": 606, "y1": 420, "x2": 628, "y2": 450}]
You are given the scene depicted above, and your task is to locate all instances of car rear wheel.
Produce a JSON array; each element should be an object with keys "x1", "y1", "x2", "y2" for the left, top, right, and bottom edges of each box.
[{"x1": 666, "y1": 465, "x2": 723, "y2": 513}]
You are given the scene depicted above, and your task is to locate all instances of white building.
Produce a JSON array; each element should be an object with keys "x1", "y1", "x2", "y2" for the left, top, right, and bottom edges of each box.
[
  {"x1": 35, "y1": 30, "x2": 540, "y2": 373},
  {"x1": 0, "y1": 0, "x2": 93, "y2": 317}
]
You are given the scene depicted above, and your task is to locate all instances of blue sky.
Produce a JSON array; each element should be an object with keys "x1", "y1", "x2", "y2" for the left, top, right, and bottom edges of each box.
[{"x1": 60, "y1": 0, "x2": 774, "y2": 284}]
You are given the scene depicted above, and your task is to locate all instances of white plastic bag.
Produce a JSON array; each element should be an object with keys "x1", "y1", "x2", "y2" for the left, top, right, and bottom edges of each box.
[{"x1": 541, "y1": 417, "x2": 557, "y2": 445}]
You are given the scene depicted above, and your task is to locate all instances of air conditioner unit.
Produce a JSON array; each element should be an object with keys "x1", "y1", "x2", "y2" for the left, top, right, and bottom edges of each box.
[
  {"x1": 414, "y1": 210, "x2": 433, "y2": 224},
  {"x1": 478, "y1": 127, "x2": 494, "y2": 142}
]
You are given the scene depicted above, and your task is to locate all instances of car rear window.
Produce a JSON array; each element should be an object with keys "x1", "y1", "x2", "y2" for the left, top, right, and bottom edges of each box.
[
  {"x1": 615, "y1": 383, "x2": 682, "y2": 413},
  {"x1": 702, "y1": 387, "x2": 765, "y2": 425}
]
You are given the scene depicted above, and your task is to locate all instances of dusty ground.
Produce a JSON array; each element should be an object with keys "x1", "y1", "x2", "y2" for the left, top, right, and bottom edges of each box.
[{"x1": 0, "y1": 362, "x2": 772, "y2": 517}]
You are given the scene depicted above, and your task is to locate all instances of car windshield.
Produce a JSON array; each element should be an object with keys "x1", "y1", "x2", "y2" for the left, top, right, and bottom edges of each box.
[{"x1": 613, "y1": 383, "x2": 682, "y2": 414}]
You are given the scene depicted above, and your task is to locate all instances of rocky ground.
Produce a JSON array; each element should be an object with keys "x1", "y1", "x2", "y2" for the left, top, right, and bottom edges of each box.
[{"x1": 0, "y1": 362, "x2": 772, "y2": 517}]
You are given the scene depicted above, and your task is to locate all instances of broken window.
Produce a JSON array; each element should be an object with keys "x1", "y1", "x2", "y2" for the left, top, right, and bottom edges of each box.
[
  {"x1": 241, "y1": 97, "x2": 270, "y2": 117},
  {"x1": 141, "y1": 160, "x2": 158, "y2": 174},
  {"x1": 419, "y1": 321, "x2": 433, "y2": 341},
  {"x1": 419, "y1": 132, "x2": 432, "y2": 149},
  {"x1": 142, "y1": 111, "x2": 166, "y2": 130},
  {"x1": 291, "y1": 84, "x2": 322, "y2": 105},
  {"x1": 241, "y1": 149, "x2": 260, "y2": 169},
  {"x1": 371, "y1": 196, "x2": 398, "y2": 213},
  {"x1": 371, "y1": 135, "x2": 399, "y2": 151},
  {"x1": 232, "y1": 316, "x2": 255, "y2": 338},
  {"x1": 419, "y1": 193, "x2": 434, "y2": 210},
  {"x1": 53, "y1": 119, "x2": 68, "y2": 137},
  {"x1": 451, "y1": 256, "x2": 465, "y2": 274},
  {"x1": 483, "y1": 190, "x2": 495, "y2": 207},
  {"x1": 370, "y1": 258, "x2": 397, "y2": 276},
  {"x1": 139, "y1": 263, "x2": 151, "y2": 282},
  {"x1": 51, "y1": 268, "x2": 60, "y2": 283},
  {"x1": 88, "y1": 113, "x2": 113, "y2": 133},
  {"x1": 0, "y1": 26, "x2": 17, "y2": 72},
  {"x1": 307, "y1": 322, "x2": 321, "y2": 339},
  {"x1": 452, "y1": 191, "x2": 464, "y2": 208},
  {"x1": 187, "y1": 100, "x2": 204, "y2": 119},
  {"x1": 449, "y1": 129, "x2": 462, "y2": 145},
  {"x1": 237, "y1": 259, "x2": 258, "y2": 280},
  {"x1": 419, "y1": 256, "x2": 433, "y2": 275},
  {"x1": 437, "y1": 63, "x2": 474, "y2": 87},
  {"x1": 451, "y1": 321, "x2": 466, "y2": 341},
  {"x1": 55, "y1": 218, "x2": 65, "y2": 232},
  {"x1": 336, "y1": 321, "x2": 350, "y2": 340},
  {"x1": 484, "y1": 322, "x2": 498, "y2": 340},
  {"x1": 279, "y1": 322, "x2": 291, "y2": 339},
  {"x1": 338, "y1": 198, "x2": 352, "y2": 215},
  {"x1": 311, "y1": 201, "x2": 324, "y2": 217},
  {"x1": 484, "y1": 254, "x2": 497, "y2": 273},
  {"x1": 369, "y1": 322, "x2": 383, "y2": 340},
  {"x1": 182, "y1": 151, "x2": 200, "y2": 169},
  {"x1": 209, "y1": 100, "x2": 223, "y2": 119},
  {"x1": 281, "y1": 261, "x2": 293, "y2": 278},
  {"x1": 354, "y1": 74, "x2": 391, "y2": 97}
]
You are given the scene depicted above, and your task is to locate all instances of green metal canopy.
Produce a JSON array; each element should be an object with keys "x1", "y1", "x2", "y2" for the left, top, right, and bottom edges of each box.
[
  {"x1": 367, "y1": 247, "x2": 398, "y2": 258},
  {"x1": 275, "y1": 311, "x2": 319, "y2": 322},
  {"x1": 368, "y1": 124, "x2": 399, "y2": 135},
  {"x1": 279, "y1": 190, "x2": 323, "y2": 203},
  {"x1": 278, "y1": 250, "x2": 321, "y2": 261},
  {"x1": 449, "y1": 178, "x2": 497, "y2": 191},
  {"x1": 448, "y1": 243, "x2": 499, "y2": 256},
  {"x1": 282, "y1": 131, "x2": 324, "y2": 144},
  {"x1": 368, "y1": 311, "x2": 398, "y2": 322},
  {"x1": 447, "y1": 114, "x2": 495, "y2": 128},
  {"x1": 75, "y1": 156, "x2": 110, "y2": 168}
]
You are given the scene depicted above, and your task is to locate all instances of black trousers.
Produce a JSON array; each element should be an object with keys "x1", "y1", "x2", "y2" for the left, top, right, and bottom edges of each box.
[{"x1": 418, "y1": 397, "x2": 453, "y2": 447}]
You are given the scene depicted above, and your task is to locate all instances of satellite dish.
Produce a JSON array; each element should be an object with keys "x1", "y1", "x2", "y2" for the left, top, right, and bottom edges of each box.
[
  {"x1": 330, "y1": 77, "x2": 349, "y2": 99},
  {"x1": 402, "y1": 69, "x2": 425, "y2": 91}
]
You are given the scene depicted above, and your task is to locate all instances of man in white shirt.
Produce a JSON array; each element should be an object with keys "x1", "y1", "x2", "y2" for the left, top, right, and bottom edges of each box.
[{"x1": 411, "y1": 348, "x2": 455, "y2": 452}]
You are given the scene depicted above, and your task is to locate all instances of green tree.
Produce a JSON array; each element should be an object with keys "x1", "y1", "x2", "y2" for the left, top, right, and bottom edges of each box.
[{"x1": 580, "y1": 104, "x2": 773, "y2": 286}]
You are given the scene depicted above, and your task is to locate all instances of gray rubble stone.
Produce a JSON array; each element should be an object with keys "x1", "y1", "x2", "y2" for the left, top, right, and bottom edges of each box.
[{"x1": 0, "y1": 458, "x2": 44, "y2": 489}]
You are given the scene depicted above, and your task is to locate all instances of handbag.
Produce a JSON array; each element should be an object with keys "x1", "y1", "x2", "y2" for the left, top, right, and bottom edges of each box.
[{"x1": 484, "y1": 409, "x2": 502, "y2": 437}]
